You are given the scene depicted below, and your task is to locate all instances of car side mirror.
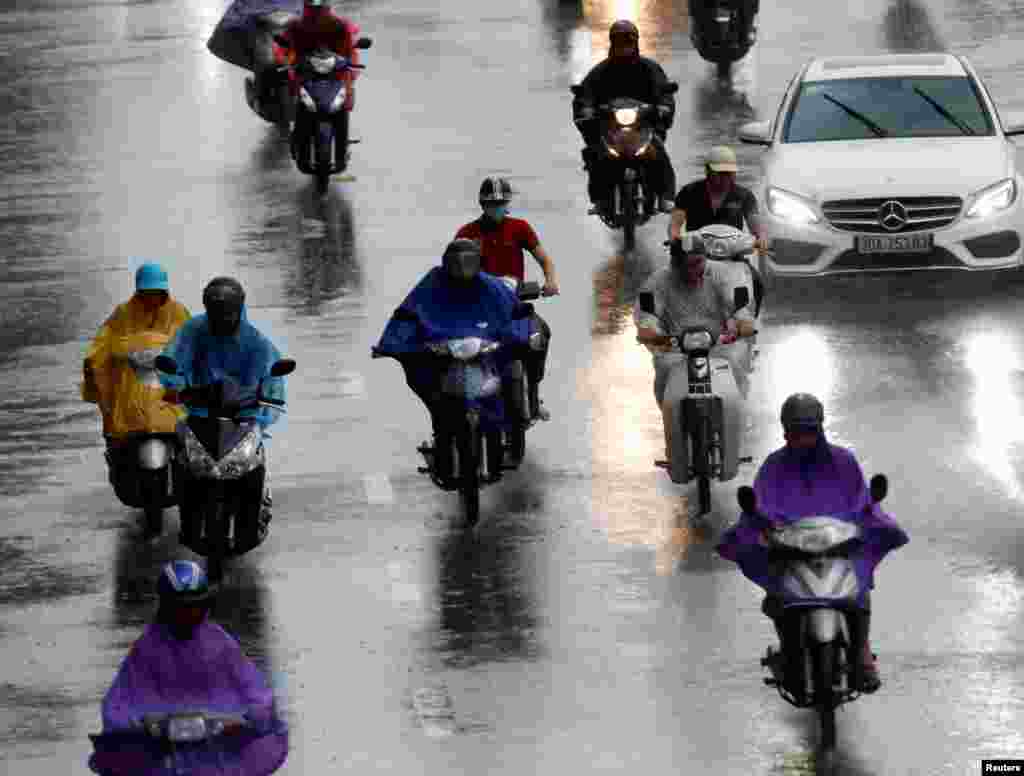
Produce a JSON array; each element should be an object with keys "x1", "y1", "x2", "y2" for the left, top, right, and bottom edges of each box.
[
  {"x1": 270, "y1": 359, "x2": 297, "y2": 377},
  {"x1": 733, "y1": 287, "x2": 750, "y2": 312},
  {"x1": 737, "y1": 485, "x2": 757, "y2": 513},
  {"x1": 869, "y1": 474, "x2": 888, "y2": 503},
  {"x1": 355, "y1": 36, "x2": 372, "y2": 50},
  {"x1": 739, "y1": 119, "x2": 772, "y2": 146},
  {"x1": 154, "y1": 355, "x2": 178, "y2": 375}
]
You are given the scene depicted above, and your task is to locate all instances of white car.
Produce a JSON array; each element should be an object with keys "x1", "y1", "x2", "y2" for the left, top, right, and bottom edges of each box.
[{"x1": 739, "y1": 53, "x2": 1024, "y2": 276}]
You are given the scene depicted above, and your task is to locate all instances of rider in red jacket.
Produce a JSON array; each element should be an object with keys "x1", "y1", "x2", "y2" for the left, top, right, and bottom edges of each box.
[{"x1": 278, "y1": 0, "x2": 362, "y2": 169}]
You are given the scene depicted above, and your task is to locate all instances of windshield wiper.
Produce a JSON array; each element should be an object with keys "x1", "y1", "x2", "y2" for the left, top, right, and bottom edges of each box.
[
  {"x1": 820, "y1": 93, "x2": 889, "y2": 138},
  {"x1": 912, "y1": 86, "x2": 976, "y2": 136}
]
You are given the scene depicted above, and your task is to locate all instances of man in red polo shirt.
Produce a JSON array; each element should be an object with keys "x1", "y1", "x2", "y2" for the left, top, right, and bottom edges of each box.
[{"x1": 455, "y1": 177, "x2": 560, "y2": 422}]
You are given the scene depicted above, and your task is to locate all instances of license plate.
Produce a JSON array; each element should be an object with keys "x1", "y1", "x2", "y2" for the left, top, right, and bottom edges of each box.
[{"x1": 856, "y1": 234, "x2": 933, "y2": 254}]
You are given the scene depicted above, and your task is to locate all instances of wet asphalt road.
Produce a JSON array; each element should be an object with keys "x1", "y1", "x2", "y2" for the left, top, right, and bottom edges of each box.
[{"x1": 2, "y1": 0, "x2": 1024, "y2": 773}]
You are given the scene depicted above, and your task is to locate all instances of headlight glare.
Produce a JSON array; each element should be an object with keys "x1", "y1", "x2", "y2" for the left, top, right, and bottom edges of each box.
[
  {"x1": 615, "y1": 108, "x2": 638, "y2": 126},
  {"x1": 767, "y1": 186, "x2": 820, "y2": 224},
  {"x1": 966, "y1": 178, "x2": 1017, "y2": 219}
]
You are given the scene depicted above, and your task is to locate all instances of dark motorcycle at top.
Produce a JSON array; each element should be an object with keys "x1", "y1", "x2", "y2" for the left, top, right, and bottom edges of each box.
[
  {"x1": 372, "y1": 281, "x2": 545, "y2": 527},
  {"x1": 276, "y1": 36, "x2": 372, "y2": 195},
  {"x1": 155, "y1": 355, "x2": 296, "y2": 583},
  {"x1": 570, "y1": 82, "x2": 679, "y2": 252},
  {"x1": 689, "y1": 0, "x2": 758, "y2": 80},
  {"x1": 244, "y1": 10, "x2": 296, "y2": 128}
]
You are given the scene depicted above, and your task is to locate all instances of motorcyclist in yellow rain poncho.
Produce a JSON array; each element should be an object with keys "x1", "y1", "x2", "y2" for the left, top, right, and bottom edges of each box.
[{"x1": 82, "y1": 263, "x2": 191, "y2": 527}]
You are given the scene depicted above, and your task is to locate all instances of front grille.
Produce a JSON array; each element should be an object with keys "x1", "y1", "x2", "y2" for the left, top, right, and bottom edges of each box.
[
  {"x1": 827, "y1": 247, "x2": 964, "y2": 273},
  {"x1": 822, "y1": 196, "x2": 962, "y2": 233}
]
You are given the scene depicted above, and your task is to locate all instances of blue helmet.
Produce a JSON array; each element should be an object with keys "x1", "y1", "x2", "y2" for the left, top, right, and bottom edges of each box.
[
  {"x1": 156, "y1": 560, "x2": 213, "y2": 604},
  {"x1": 135, "y1": 262, "x2": 169, "y2": 292}
]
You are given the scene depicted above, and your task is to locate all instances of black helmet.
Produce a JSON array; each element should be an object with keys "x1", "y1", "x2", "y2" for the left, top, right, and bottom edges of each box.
[
  {"x1": 203, "y1": 276, "x2": 245, "y2": 337},
  {"x1": 442, "y1": 238, "x2": 482, "y2": 283},
  {"x1": 479, "y1": 176, "x2": 513, "y2": 205},
  {"x1": 780, "y1": 393, "x2": 825, "y2": 433},
  {"x1": 156, "y1": 560, "x2": 214, "y2": 605},
  {"x1": 609, "y1": 19, "x2": 639, "y2": 43}
]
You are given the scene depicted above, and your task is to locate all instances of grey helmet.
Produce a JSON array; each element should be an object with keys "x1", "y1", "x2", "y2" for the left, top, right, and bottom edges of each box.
[
  {"x1": 442, "y1": 238, "x2": 482, "y2": 283},
  {"x1": 780, "y1": 393, "x2": 825, "y2": 433}
]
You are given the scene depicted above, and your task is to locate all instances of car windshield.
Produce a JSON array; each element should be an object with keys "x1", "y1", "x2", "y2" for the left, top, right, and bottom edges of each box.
[{"x1": 783, "y1": 76, "x2": 994, "y2": 142}]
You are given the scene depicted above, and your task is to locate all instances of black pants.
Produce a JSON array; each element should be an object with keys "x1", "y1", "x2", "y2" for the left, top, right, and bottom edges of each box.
[
  {"x1": 581, "y1": 136, "x2": 676, "y2": 204},
  {"x1": 292, "y1": 105, "x2": 349, "y2": 172}
]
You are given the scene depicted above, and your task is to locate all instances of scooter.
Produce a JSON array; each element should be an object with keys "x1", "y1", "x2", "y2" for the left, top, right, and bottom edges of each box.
[
  {"x1": 88, "y1": 709, "x2": 288, "y2": 776},
  {"x1": 571, "y1": 82, "x2": 679, "y2": 252},
  {"x1": 688, "y1": 0, "x2": 759, "y2": 80},
  {"x1": 276, "y1": 36, "x2": 372, "y2": 195},
  {"x1": 154, "y1": 356, "x2": 296, "y2": 583},
  {"x1": 737, "y1": 474, "x2": 889, "y2": 754},
  {"x1": 372, "y1": 282, "x2": 544, "y2": 527},
  {"x1": 636, "y1": 286, "x2": 756, "y2": 516},
  {"x1": 104, "y1": 348, "x2": 179, "y2": 537}
]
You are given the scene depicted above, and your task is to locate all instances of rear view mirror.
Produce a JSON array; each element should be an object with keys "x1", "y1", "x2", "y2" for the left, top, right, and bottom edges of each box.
[
  {"x1": 739, "y1": 120, "x2": 772, "y2": 146},
  {"x1": 664, "y1": 82, "x2": 680, "y2": 94},
  {"x1": 869, "y1": 474, "x2": 888, "y2": 503},
  {"x1": 737, "y1": 485, "x2": 757, "y2": 513},
  {"x1": 154, "y1": 355, "x2": 178, "y2": 375},
  {"x1": 733, "y1": 286, "x2": 750, "y2": 312},
  {"x1": 355, "y1": 36, "x2": 372, "y2": 50},
  {"x1": 270, "y1": 359, "x2": 297, "y2": 377}
]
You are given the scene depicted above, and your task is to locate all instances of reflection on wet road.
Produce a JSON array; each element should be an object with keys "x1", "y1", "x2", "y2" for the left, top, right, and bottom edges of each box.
[{"x1": 2, "y1": 0, "x2": 1024, "y2": 772}]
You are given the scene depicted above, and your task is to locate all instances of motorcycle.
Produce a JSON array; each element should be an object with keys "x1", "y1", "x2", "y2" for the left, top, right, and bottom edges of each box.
[
  {"x1": 89, "y1": 710, "x2": 288, "y2": 775},
  {"x1": 276, "y1": 36, "x2": 373, "y2": 195},
  {"x1": 371, "y1": 282, "x2": 544, "y2": 527},
  {"x1": 104, "y1": 348, "x2": 179, "y2": 537},
  {"x1": 636, "y1": 286, "x2": 756, "y2": 516},
  {"x1": 688, "y1": 0, "x2": 759, "y2": 80},
  {"x1": 736, "y1": 475, "x2": 889, "y2": 753},
  {"x1": 685, "y1": 224, "x2": 769, "y2": 376},
  {"x1": 154, "y1": 355, "x2": 296, "y2": 583},
  {"x1": 243, "y1": 10, "x2": 297, "y2": 127},
  {"x1": 570, "y1": 82, "x2": 679, "y2": 252}
]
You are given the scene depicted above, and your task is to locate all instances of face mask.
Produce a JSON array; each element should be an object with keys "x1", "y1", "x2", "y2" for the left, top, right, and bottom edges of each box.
[{"x1": 484, "y1": 205, "x2": 508, "y2": 222}]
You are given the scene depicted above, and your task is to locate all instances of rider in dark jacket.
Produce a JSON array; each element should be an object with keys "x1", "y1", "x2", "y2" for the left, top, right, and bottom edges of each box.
[{"x1": 573, "y1": 20, "x2": 677, "y2": 214}]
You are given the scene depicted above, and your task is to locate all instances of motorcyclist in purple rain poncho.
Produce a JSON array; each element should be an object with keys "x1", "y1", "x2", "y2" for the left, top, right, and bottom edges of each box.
[
  {"x1": 716, "y1": 393, "x2": 909, "y2": 693},
  {"x1": 96, "y1": 560, "x2": 287, "y2": 775}
]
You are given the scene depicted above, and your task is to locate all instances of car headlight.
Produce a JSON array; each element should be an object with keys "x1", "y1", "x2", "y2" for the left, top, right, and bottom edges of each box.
[
  {"x1": 766, "y1": 186, "x2": 820, "y2": 225},
  {"x1": 682, "y1": 330, "x2": 714, "y2": 351},
  {"x1": 615, "y1": 108, "x2": 638, "y2": 126},
  {"x1": 328, "y1": 85, "x2": 348, "y2": 113},
  {"x1": 965, "y1": 178, "x2": 1017, "y2": 219},
  {"x1": 299, "y1": 87, "x2": 315, "y2": 112}
]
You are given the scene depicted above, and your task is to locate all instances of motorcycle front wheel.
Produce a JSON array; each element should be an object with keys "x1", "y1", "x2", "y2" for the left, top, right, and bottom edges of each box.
[
  {"x1": 813, "y1": 641, "x2": 838, "y2": 752},
  {"x1": 456, "y1": 426, "x2": 480, "y2": 527},
  {"x1": 621, "y1": 181, "x2": 637, "y2": 251},
  {"x1": 206, "y1": 501, "x2": 228, "y2": 583}
]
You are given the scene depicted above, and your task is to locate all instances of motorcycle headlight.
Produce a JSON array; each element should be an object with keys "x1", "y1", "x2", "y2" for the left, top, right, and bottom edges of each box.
[
  {"x1": 309, "y1": 53, "x2": 336, "y2": 74},
  {"x1": 299, "y1": 87, "x2": 316, "y2": 112},
  {"x1": 681, "y1": 330, "x2": 714, "y2": 351},
  {"x1": 447, "y1": 337, "x2": 499, "y2": 361},
  {"x1": 168, "y1": 716, "x2": 208, "y2": 743},
  {"x1": 614, "y1": 108, "x2": 638, "y2": 126},
  {"x1": 774, "y1": 519, "x2": 859, "y2": 553},
  {"x1": 329, "y1": 85, "x2": 348, "y2": 113},
  {"x1": 965, "y1": 178, "x2": 1017, "y2": 219},
  {"x1": 216, "y1": 430, "x2": 264, "y2": 478},
  {"x1": 766, "y1": 186, "x2": 820, "y2": 225},
  {"x1": 183, "y1": 428, "x2": 218, "y2": 477}
]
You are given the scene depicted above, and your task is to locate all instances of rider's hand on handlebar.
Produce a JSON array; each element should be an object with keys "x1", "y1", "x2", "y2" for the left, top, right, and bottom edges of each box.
[{"x1": 753, "y1": 237, "x2": 770, "y2": 253}]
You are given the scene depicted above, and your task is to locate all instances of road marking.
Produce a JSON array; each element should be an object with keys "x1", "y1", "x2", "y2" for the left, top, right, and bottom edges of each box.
[{"x1": 363, "y1": 473, "x2": 394, "y2": 505}]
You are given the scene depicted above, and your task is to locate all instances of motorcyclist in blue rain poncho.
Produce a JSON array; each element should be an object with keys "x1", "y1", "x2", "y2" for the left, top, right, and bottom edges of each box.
[
  {"x1": 373, "y1": 239, "x2": 535, "y2": 476},
  {"x1": 159, "y1": 277, "x2": 286, "y2": 511}
]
